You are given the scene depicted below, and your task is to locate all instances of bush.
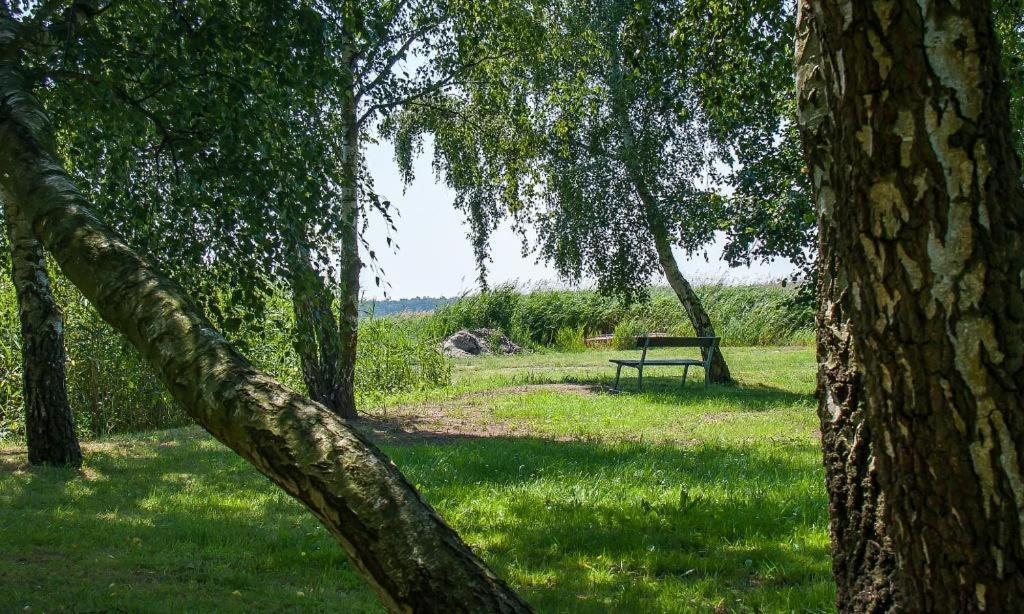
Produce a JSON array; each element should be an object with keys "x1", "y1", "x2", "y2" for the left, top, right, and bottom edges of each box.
[
  {"x1": 552, "y1": 326, "x2": 587, "y2": 352},
  {"x1": 0, "y1": 270, "x2": 451, "y2": 444},
  {"x1": 611, "y1": 320, "x2": 646, "y2": 350},
  {"x1": 0, "y1": 268, "x2": 186, "y2": 442},
  {"x1": 0, "y1": 284, "x2": 21, "y2": 442}
]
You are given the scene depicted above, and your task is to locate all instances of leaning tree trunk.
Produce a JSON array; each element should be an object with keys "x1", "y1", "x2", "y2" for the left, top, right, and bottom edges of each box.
[
  {"x1": 0, "y1": 25, "x2": 530, "y2": 613},
  {"x1": 797, "y1": 0, "x2": 1024, "y2": 609},
  {"x1": 607, "y1": 35, "x2": 732, "y2": 384},
  {"x1": 648, "y1": 223, "x2": 733, "y2": 383},
  {"x1": 289, "y1": 236, "x2": 347, "y2": 414},
  {"x1": 796, "y1": 12, "x2": 897, "y2": 611},
  {"x1": 3, "y1": 201, "x2": 82, "y2": 468},
  {"x1": 334, "y1": 40, "x2": 360, "y2": 420}
]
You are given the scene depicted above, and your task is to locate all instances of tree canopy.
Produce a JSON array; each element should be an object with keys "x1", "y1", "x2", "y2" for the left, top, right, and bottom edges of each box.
[{"x1": 387, "y1": 0, "x2": 801, "y2": 296}]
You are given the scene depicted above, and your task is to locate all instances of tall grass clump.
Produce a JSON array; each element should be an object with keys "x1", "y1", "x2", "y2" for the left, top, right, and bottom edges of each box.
[
  {"x1": 427, "y1": 284, "x2": 526, "y2": 340},
  {"x1": 552, "y1": 326, "x2": 588, "y2": 352},
  {"x1": 355, "y1": 317, "x2": 451, "y2": 408},
  {"x1": 431, "y1": 284, "x2": 623, "y2": 347},
  {"x1": 431, "y1": 282, "x2": 814, "y2": 348},
  {"x1": 0, "y1": 275, "x2": 22, "y2": 442}
]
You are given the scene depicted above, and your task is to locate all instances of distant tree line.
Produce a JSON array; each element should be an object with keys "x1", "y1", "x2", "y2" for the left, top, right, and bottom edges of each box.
[{"x1": 360, "y1": 296, "x2": 457, "y2": 316}]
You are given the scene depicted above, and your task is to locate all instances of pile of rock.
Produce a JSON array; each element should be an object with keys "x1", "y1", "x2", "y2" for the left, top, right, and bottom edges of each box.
[{"x1": 441, "y1": 329, "x2": 522, "y2": 357}]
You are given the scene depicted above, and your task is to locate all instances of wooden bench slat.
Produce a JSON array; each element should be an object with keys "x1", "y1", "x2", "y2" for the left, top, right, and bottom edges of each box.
[
  {"x1": 610, "y1": 359, "x2": 704, "y2": 366},
  {"x1": 636, "y1": 336, "x2": 718, "y2": 348}
]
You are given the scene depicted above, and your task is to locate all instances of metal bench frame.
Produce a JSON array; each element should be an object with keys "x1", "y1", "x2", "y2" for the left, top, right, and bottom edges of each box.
[{"x1": 610, "y1": 336, "x2": 720, "y2": 392}]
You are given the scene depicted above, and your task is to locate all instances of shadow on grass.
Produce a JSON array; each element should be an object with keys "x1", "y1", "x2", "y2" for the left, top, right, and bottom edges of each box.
[
  {"x1": 1, "y1": 428, "x2": 832, "y2": 612},
  {"x1": 0, "y1": 432, "x2": 378, "y2": 612},
  {"x1": 562, "y1": 373, "x2": 816, "y2": 411},
  {"x1": 386, "y1": 436, "x2": 831, "y2": 611}
]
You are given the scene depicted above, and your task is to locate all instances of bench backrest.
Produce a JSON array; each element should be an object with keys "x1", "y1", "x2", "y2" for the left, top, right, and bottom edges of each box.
[
  {"x1": 635, "y1": 336, "x2": 719, "y2": 369},
  {"x1": 634, "y1": 336, "x2": 719, "y2": 349}
]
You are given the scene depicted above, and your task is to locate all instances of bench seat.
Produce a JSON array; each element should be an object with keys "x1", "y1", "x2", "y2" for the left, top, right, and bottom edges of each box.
[{"x1": 610, "y1": 358, "x2": 704, "y2": 366}]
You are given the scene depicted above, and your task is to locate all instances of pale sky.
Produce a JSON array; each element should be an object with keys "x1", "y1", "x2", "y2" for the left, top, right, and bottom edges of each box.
[{"x1": 359, "y1": 139, "x2": 799, "y2": 300}]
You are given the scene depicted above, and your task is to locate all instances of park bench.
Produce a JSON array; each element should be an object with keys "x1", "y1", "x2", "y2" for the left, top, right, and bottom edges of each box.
[{"x1": 610, "y1": 336, "x2": 720, "y2": 392}]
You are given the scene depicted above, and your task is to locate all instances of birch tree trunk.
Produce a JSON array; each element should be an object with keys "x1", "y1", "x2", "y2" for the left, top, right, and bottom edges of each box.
[
  {"x1": 608, "y1": 32, "x2": 733, "y2": 384},
  {"x1": 335, "y1": 37, "x2": 360, "y2": 420},
  {"x1": 3, "y1": 200, "x2": 82, "y2": 468},
  {"x1": 797, "y1": 0, "x2": 1024, "y2": 609},
  {"x1": 796, "y1": 14, "x2": 897, "y2": 612},
  {"x1": 0, "y1": 24, "x2": 530, "y2": 613},
  {"x1": 645, "y1": 200, "x2": 733, "y2": 384},
  {"x1": 290, "y1": 240, "x2": 347, "y2": 414}
]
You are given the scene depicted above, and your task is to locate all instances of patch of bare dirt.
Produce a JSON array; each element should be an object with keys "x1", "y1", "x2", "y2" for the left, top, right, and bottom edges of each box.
[
  {"x1": 355, "y1": 383, "x2": 605, "y2": 445},
  {"x1": 0, "y1": 450, "x2": 28, "y2": 473}
]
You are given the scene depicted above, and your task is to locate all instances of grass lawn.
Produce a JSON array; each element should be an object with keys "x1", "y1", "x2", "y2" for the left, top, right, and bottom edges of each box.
[{"x1": 0, "y1": 346, "x2": 833, "y2": 613}]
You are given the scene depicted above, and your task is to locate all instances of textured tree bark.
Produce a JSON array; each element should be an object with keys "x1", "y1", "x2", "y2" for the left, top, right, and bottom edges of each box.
[
  {"x1": 0, "y1": 26, "x2": 530, "y2": 613},
  {"x1": 3, "y1": 200, "x2": 82, "y2": 468},
  {"x1": 815, "y1": 293, "x2": 898, "y2": 612},
  {"x1": 797, "y1": 0, "x2": 1024, "y2": 609},
  {"x1": 796, "y1": 12, "x2": 897, "y2": 612},
  {"x1": 335, "y1": 38, "x2": 361, "y2": 420},
  {"x1": 290, "y1": 241, "x2": 347, "y2": 414}
]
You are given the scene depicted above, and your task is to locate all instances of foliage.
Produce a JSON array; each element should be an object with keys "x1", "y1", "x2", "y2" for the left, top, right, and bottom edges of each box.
[
  {"x1": 1, "y1": 347, "x2": 831, "y2": 612},
  {"x1": 551, "y1": 326, "x2": 587, "y2": 353},
  {"x1": 995, "y1": 0, "x2": 1024, "y2": 165},
  {"x1": 0, "y1": 274, "x2": 21, "y2": 442},
  {"x1": 430, "y1": 283, "x2": 814, "y2": 349},
  {"x1": 7, "y1": 0, "x2": 515, "y2": 369},
  {"x1": 0, "y1": 270, "x2": 451, "y2": 444},
  {"x1": 389, "y1": 0, "x2": 804, "y2": 299},
  {"x1": 19, "y1": 0, "x2": 346, "y2": 322},
  {"x1": 31, "y1": 0, "x2": 468, "y2": 273},
  {"x1": 611, "y1": 319, "x2": 649, "y2": 350}
]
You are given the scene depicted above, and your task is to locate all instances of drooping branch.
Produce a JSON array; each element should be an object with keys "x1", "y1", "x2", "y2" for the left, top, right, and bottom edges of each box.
[{"x1": 355, "y1": 21, "x2": 441, "y2": 103}]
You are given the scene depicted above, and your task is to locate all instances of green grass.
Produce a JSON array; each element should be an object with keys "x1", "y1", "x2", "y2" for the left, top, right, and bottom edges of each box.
[{"x1": 0, "y1": 347, "x2": 833, "y2": 612}]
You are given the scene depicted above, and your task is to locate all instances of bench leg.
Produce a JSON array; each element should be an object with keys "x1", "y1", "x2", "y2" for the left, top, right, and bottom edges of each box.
[
  {"x1": 637, "y1": 365, "x2": 644, "y2": 392},
  {"x1": 682, "y1": 364, "x2": 689, "y2": 388},
  {"x1": 613, "y1": 364, "x2": 623, "y2": 391}
]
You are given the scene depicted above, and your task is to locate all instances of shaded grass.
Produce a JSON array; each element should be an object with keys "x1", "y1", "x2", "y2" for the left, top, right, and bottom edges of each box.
[
  {"x1": 0, "y1": 347, "x2": 831, "y2": 612},
  {"x1": 0, "y1": 431, "x2": 377, "y2": 613},
  {"x1": 401, "y1": 438, "x2": 832, "y2": 612}
]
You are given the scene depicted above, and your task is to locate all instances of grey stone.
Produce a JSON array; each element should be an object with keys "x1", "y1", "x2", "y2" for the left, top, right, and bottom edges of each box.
[{"x1": 441, "y1": 329, "x2": 522, "y2": 357}]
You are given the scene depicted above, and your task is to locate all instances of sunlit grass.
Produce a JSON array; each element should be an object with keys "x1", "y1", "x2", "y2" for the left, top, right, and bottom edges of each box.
[{"x1": 1, "y1": 346, "x2": 832, "y2": 612}]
